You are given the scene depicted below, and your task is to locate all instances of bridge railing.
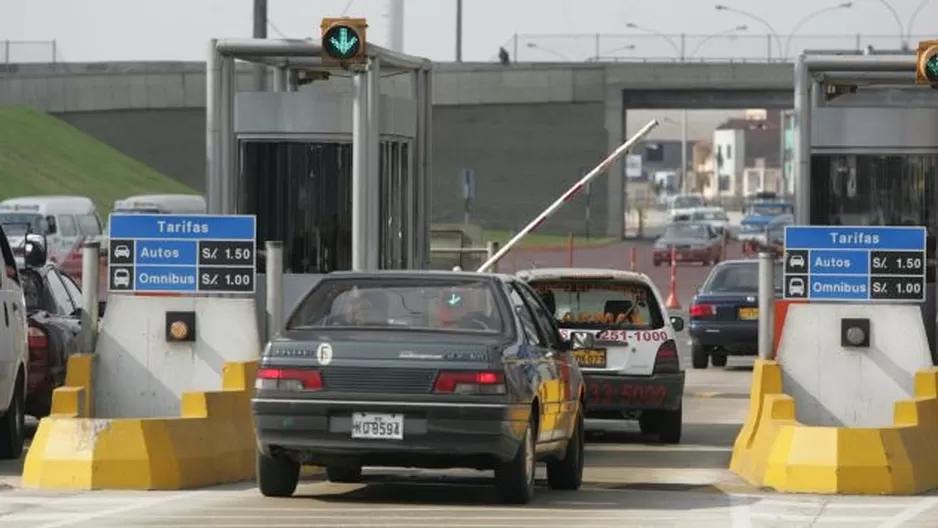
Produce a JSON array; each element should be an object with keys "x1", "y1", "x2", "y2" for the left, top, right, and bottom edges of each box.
[
  {"x1": 1, "y1": 40, "x2": 58, "y2": 64},
  {"x1": 503, "y1": 33, "x2": 928, "y2": 63}
]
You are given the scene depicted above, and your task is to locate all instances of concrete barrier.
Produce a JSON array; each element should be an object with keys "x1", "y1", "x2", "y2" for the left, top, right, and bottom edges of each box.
[
  {"x1": 21, "y1": 355, "x2": 259, "y2": 490},
  {"x1": 730, "y1": 359, "x2": 938, "y2": 494}
]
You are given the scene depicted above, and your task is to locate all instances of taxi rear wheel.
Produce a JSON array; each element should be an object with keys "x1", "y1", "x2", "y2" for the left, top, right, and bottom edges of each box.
[
  {"x1": 644, "y1": 406, "x2": 683, "y2": 444},
  {"x1": 257, "y1": 451, "x2": 300, "y2": 497},
  {"x1": 711, "y1": 351, "x2": 728, "y2": 367},
  {"x1": 495, "y1": 416, "x2": 536, "y2": 504},
  {"x1": 547, "y1": 411, "x2": 584, "y2": 491}
]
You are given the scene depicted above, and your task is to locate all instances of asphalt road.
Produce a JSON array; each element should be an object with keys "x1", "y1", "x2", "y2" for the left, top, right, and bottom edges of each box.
[{"x1": 2, "y1": 345, "x2": 937, "y2": 526}]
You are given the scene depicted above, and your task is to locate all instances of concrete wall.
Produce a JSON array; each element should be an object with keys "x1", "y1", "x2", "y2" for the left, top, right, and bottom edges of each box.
[
  {"x1": 778, "y1": 303, "x2": 933, "y2": 428},
  {"x1": 1, "y1": 61, "x2": 794, "y2": 235}
]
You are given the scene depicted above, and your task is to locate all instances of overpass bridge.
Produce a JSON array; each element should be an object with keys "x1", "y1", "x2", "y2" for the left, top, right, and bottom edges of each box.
[{"x1": 0, "y1": 60, "x2": 794, "y2": 236}]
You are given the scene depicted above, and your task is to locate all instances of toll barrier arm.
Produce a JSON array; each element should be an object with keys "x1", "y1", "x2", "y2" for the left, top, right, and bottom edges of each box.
[{"x1": 476, "y1": 119, "x2": 661, "y2": 273}]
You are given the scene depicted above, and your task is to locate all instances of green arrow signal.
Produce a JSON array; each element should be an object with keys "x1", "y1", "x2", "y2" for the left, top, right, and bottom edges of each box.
[
  {"x1": 329, "y1": 27, "x2": 359, "y2": 56},
  {"x1": 446, "y1": 293, "x2": 462, "y2": 306}
]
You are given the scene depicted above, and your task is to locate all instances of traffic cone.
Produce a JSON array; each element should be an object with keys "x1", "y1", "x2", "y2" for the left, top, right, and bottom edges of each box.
[{"x1": 666, "y1": 246, "x2": 681, "y2": 310}]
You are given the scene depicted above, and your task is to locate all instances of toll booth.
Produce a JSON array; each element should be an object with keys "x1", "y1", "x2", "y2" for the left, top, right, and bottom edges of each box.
[
  {"x1": 793, "y1": 52, "x2": 938, "y2": 361},
  {"x1": 206, "y1": 38, "x2": 433, "y2": 275}
]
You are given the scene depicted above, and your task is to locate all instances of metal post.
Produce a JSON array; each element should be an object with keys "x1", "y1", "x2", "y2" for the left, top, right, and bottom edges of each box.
[
  {"x1": 206, "y1": 40, "x2": 222, "y2": 214},
  {"x1": 455, "y1": 0, "x2": 463, "y2": 62},
  {"x1": 252, "y1": 0, "x2": 268, "y2": 92},
  {"x1": 265, "y1": 241, "x2": 284, "y2": 339},
  {"x1": 411, "y1": 69, "x2": 425, "y2": 269},
  {"x1": 389, "y1": 0, "x2": 405, "y2": 52},
  {"x1": 219, "y1": 57, "x2": 234, "y2": 215},
  {"x1": 757, "y1": 251, "x2": 775, "y2": 360},
  {"x1": 680, "y1": 108, "x2": 688, "y2": 193},
  {"x1": 486, "y1": 241, "x2": 499, "y2": 273},
  {"x1": 421, "y1": 68, "x2": 434, "y2": 268},
  {"x1": 79, "y1": 242, "x2": 101, "y2": 353},
  {"x1": 793, "y1": 54, "x2": 811, "y2": 225},
  {"x1": 272, "y1": 67, "x2": 286, "y2": 91},
  {"x1": 351, "y1": 70, "x2": 369, "y2": 271},
  {"x1": 366, "y1": 58, "x2": 381, "y2": 270}
]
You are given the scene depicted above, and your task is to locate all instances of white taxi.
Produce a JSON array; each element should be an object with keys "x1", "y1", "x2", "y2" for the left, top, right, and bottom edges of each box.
[{"x1": 516, "y1": 267, "x2": 686, "y2": 443}]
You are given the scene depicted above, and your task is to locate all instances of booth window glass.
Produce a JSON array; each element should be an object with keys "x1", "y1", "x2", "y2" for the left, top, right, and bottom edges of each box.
[{"x1": 241, "y1": 141, "x2": 352, "y2": 273}]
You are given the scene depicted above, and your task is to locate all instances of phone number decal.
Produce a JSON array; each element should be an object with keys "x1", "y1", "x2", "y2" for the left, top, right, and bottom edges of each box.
[{"x1": 559, "y1": 329, "x2": 669, "y2": 343}]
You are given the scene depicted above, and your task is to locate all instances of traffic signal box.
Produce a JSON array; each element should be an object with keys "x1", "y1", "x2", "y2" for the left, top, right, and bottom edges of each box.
[
  {"x1": 915, "y1": 39, "x2": 938, "y2": 87},
  {"x1": 320, "y1": 17, "x2": 368, "y2": 66}
]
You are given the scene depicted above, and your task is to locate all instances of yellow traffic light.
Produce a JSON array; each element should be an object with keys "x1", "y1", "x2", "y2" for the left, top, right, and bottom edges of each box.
[
  {"x1": 915, "y1": 39, "x2": 938, "y2": 85},
  {"x1": 320, "y1": 17, "x2": 368, "y2": 65}
]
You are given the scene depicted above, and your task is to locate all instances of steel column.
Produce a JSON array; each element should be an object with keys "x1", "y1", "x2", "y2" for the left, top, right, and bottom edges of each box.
[
  {"x1": 366, "y1": 58, "x2": 381, "y2": 270},
  {"x1": 206, "y1": 39, "x2": 222, "y2": 214},
  {"x1": 794, "y1": 54, "x2": 811, "y2": 225},
  {"x1": 351, "y1": 70, "x2": 369, "y2": 271},
  {"x1": 219, "y1": 56, "x2": 235, "y2": 215},
  {"x1": 421, "y1": 68, "x2": 433, "y2": 269}
]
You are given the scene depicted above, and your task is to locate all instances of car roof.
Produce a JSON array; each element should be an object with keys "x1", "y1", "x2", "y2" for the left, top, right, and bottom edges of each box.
[
  {"x1": 515, "y1": 267, "x2": 655, "y2": 285},
  {"x1": 323, "y1": 269, "x2": 512, "y2": 282}
]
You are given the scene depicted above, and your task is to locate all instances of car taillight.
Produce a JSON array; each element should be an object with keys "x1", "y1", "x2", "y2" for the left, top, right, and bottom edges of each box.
[
  {"x1": 28, "y1": 327, "x2": 48, "y2": 349},
  {"x1": 653, "y1": 339, "x2": 680, "y2": 373},
  {"x1": 255, "y1": 367, "x2": 322, "y2": 391},
  {"x1": 689, "y1": 303, "x2": 716, "y2": 318},
  {"x1": 433, "y1": 371, "x2": 506, "y2": 395}
]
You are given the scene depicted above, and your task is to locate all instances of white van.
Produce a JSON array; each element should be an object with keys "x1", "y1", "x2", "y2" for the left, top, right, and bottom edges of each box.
[
  {"x1": 113, "y1": 194, "x2": 206, "y2": 215},
  {"x1": 0, "y1": 196, "x2": 103, "y2": 264}
]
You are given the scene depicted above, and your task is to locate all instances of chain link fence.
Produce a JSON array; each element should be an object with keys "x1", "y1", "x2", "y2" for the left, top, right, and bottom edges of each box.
[
  {"x1": 1, "y1": 40, "x2": 58, "y2": 64},
  {"x1": 500, "y1": 33, "x2": 929, "y2": 63}
]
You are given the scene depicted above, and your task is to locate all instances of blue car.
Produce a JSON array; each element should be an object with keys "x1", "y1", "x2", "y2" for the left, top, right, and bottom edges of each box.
[
  {"x1": 688, "y1": 259, "x2": 782, "y2": 369},
  {"x1": 737, "y1": 201, "x2": 794, "y2": 244}
]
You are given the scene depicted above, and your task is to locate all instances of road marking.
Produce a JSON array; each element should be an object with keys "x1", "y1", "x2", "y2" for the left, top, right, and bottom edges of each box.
[
  {"x1": 25, "y1": 490, "x2": 209, "y2": 528},
  {"x1": 875, "y1": 497, "x2": 938, "y2": 528},
  {"x1": 751, "y1": 513, "x2": 891, "y2": 522},
  {"x1": 729, "y1": 494, "x2": 754, "y2": 528}
]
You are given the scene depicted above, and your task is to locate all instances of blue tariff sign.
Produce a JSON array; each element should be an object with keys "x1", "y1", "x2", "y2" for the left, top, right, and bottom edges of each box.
[
  {"x1": 107, "y1": 214, "x2": 257, "y2": 294},
  {"x1": 782, "y1": 226, "x2": 926, "y2": 302}
]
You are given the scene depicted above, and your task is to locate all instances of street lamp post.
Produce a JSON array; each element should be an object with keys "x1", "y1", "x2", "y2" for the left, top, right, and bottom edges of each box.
[
  {"x1": 687, "y1": 25, "x2": 748, "y2": 58},
  {"x1": 783, "y1": 3, "x2": 853, "y2": 59},
  {"x1": 714, "y1": 4, "x2": 784, "y2": 61},
  {"x1": 588, "y1": 44, "x2": 636, "y2": 61},
  {"x1": 525, "y1": 42, "x2": 569, "y2": 61},
  {"x1": 877, "y1": 0, "x2": 933, "y2": 50}
]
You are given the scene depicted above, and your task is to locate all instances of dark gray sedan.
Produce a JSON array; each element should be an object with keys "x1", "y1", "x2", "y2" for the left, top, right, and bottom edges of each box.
[{"x1": 253, "y1": 271, "x2": 587, "y2": 504}]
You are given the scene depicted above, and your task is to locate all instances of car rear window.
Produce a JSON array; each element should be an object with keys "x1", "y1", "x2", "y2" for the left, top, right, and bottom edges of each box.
[
  {"x1": 527, "y1": 279, "x2": 664, "y2": 330},
  {"x1": 704, "y1": 262, "x2": 783, "y2": 292},
  {"x1": 665, "y1": 223, "x2": 708, "y2": 238},
  {"x1": 286, "y1": 277, "x2": 505, "y2": 334}
]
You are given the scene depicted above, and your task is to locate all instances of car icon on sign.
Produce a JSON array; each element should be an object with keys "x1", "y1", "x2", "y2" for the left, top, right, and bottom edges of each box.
[
  {"x1": 789, "y1": 254, "x2": 805, "y2": 269},
  {"x1": 114, "y1": 245, "x2": 131, "y2": 259},
  {"x1": 113, "y1": 268, "x2": 131, "y2": 288},
  {"x1": 789, "y1": 277, "x2": 805, "y2": 296}
]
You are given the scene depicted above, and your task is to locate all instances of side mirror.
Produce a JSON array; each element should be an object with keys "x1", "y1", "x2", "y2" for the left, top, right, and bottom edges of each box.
[
  {"x1": 23, "y1": 234, "x2": 47, "y2": 268},
  {"x1": 670, "y1": 315, "x2": 685, "y2": 332},
  {"x1": 569, "y1": 331, "x2": 595, "y2": 350}
]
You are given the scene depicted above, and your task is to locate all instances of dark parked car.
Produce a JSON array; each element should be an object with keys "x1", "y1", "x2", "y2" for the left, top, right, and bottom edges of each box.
[
  {"x1": 253, "y1": 271, "x2": 587, "y2": 504},
  {"x1": 688, "y1": 259, "x2": 782, "y2": 369},
  {"x1": 653, "y1": 222, "x2": 723, "y2": 266},
  {"x1": 9, "y1": 234, "x2": 83, "y2": 418}
]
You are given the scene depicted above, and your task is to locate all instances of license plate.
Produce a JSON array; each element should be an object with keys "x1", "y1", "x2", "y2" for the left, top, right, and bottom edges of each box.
[
  {"x1": 351, "y1": 412, "x2": 404, "y2": 440},
  {"x1": 739, "y1": 308, "x2": 759, "y2": 320},
  {"x1": 573, "y1": 348, "x2": 607, "y2": 368}
]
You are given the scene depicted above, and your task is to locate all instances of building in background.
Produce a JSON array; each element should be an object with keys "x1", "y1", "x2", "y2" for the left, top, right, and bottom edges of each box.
[{"x1": 705, "y1": 110, "x2": 783, "y2": 198}]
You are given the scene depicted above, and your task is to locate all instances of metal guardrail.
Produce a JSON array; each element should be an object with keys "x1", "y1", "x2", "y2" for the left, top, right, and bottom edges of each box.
[
  {"x1": 504, "y1": 33, "x2": 927, "y2": 63},
  {"x1": 1, "y1": 40, "x2": 58, "y2": 64},
  {"x1": 430, "y1": 242, "x2": 499, "y2": 273}
]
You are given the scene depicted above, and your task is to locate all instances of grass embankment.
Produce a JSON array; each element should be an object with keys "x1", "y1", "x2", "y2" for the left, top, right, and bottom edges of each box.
[
  {"x1": 483, "y1": 230, "x2": 616, "y2": 250},
  {"x1": 0, "y1": 107, "x2": 195, "y2": 215}
]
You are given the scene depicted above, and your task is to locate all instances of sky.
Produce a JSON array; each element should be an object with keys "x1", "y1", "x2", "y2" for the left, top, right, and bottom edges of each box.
[{"x1": 2, "y1": 0, "x2": 935, "y2": 63}]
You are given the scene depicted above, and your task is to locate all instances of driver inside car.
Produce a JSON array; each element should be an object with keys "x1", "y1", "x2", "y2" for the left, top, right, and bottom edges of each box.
[
  {"x1": 444, "y1": 287, "x2": 499, "y2": 330},
  {"x1": 330, "y1": 289, "x2": 389, "y2": 326}
]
